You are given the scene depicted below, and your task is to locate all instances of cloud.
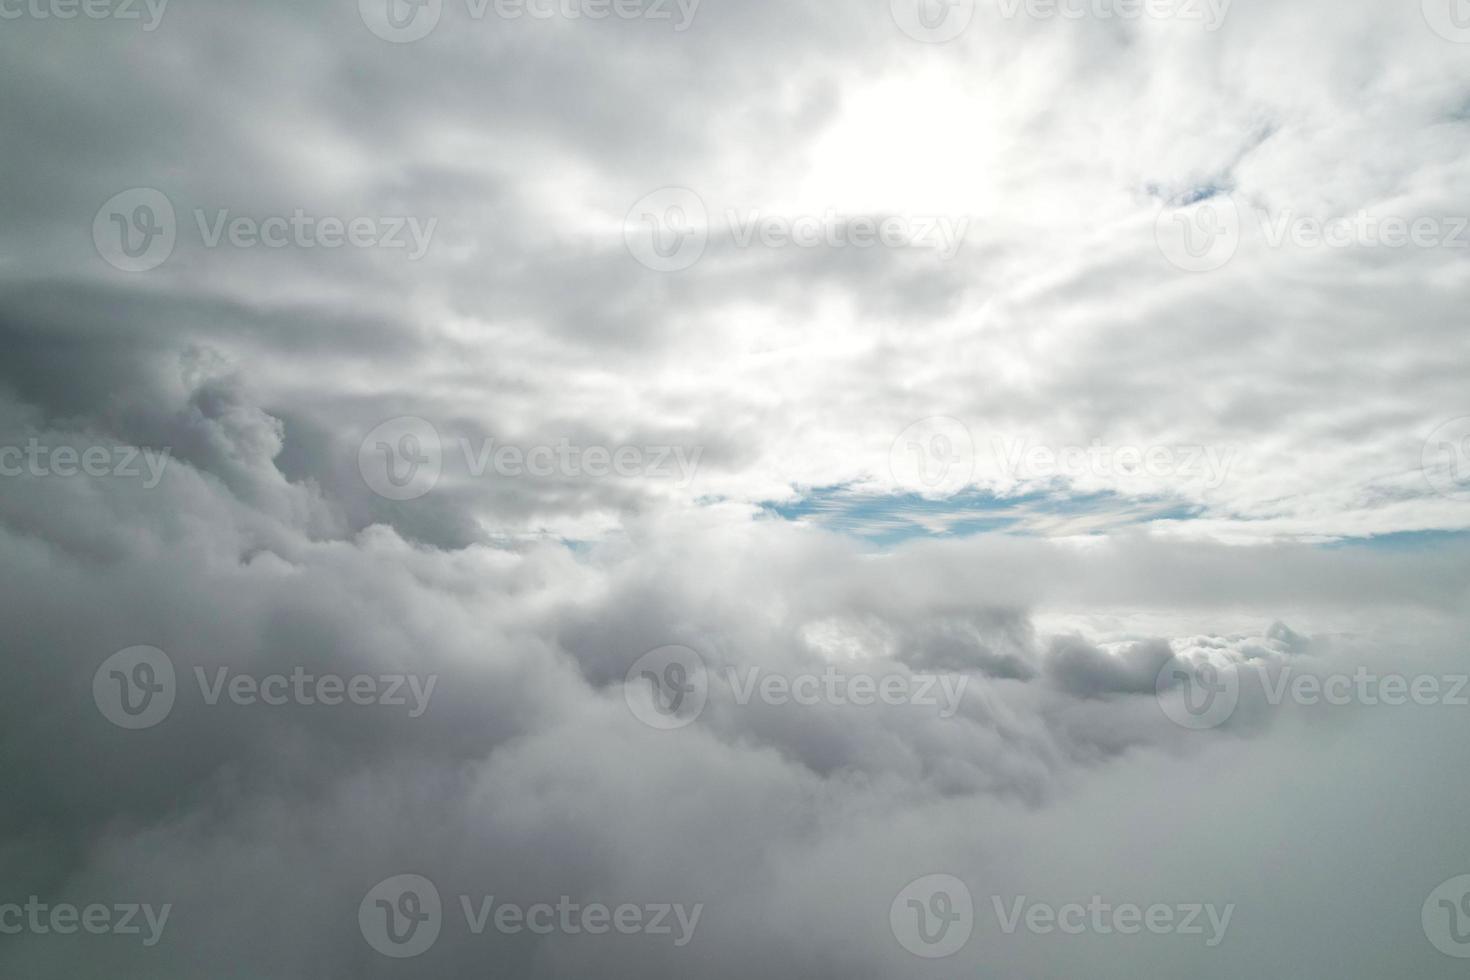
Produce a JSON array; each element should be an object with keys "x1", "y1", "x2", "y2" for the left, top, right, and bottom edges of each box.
[{"x1": 3, "y1": 0, "x2": 1470, "y2": 975}]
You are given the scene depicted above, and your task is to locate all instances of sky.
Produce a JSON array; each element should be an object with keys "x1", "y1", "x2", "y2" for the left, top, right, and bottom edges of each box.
[{"x1": 2, "y1": 0, "x2": 1470, "y2": 976}]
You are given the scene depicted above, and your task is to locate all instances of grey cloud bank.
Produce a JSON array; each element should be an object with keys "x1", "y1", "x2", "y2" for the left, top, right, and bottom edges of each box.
[{"x1": 2, "y1": 0, "x2": 1470, "y2": 976}]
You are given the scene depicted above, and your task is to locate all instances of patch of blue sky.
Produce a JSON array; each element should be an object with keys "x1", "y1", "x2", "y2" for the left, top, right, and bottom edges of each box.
[
  {"x1": 1320, "y1": 528, "x2": 1470, "y2": 551},
  {"x1": 762, "y1": 485, "x2": 1204, "y2": 546}
]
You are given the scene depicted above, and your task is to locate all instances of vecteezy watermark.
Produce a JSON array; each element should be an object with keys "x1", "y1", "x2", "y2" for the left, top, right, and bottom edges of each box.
[
  {"x1": 1254, "y1": 667, "x2": 1470, "y2": 709},
  {"x1": 358, "y1": 417, "x2": 442, "y2": 502},
  {"x1": 92, "y1": 188, "x2": 176, "y2": 273},
  {"x1": 358, "y1": 875, "x2": 703, "y2": 959},
  {"x1": 0, "y1": 898, "x2": 171, "y2": 947},
  {"x1": 1155, "y1": 195, "x2": 1241, "y2": 273},
  {"x1": 0, "y1": 0, "x2": 168, "y2": 29},
  {"x1": 1157, "y1": 656, "x2": 1470, "y2": 730},
  {"x1": 92, "y1": 646, "x2": 438, "y2": 729},
  {"x1": 992, "y1": 895, "x2": 1234, "y2": 946},
  {"x1": 890, "y1": 421, "x2": 1233, "y2": 497},
  {"x1": 357, "y1": 417, "x2": 703, "y2": 502},
  {"x1": 890, "y1": 0, "x2": 976, "y2": 43},
  {"x1": 193, "y1": 666, "x2": 437, "y2": 717},
  {"x1": 1156, "y1": 656, "x2": 1240, "y2": 730},
  {"x1": 623, "y1": 647, "x2": 968, "y2": 730},
  {"x1": 623, "y1": 188, "x2": 707, "y2": 272},
  {"x1": 726, "y1": 667, "x2": 969, "y2": 719},
  {"x1": 459, "y1": 437, "x2": 701, "y2": 486},
  {"x1": 1424, "y1": 875, "x2": 1470, "y2": 958},
  {"x1": 1254, "y1": 209, "x2": 1470, "y2": 252},
  {"x1": 359, "y1": 876, "x2": 442, "y2": 958},
  {"x1": 624, "y1": 646, "x2": 710, "y2": 731},
  {"x1": 993, "y1": 437, "x2": 1236, "y2": 489},
  {"x1": 1422, "y1": 0, "x2": 1470, "y2": 43},
  {"x1": 1423, "y1": 417, "x2": 1470, "y2": 500},
  {"x1": 624, "y1": 188, "x2": 973, "y2": 272},
  {"x1": 92, "y1": 188, "x2": 437, "y2": 272},
  {"x1": 93, "y1": 647, "x2": 177, "y2": 730},
  {"x1": 0, "y1": 440, "x2": 171, "y2": 487},
  {"x1": 358, "y1": 0, "x2": 700, "y2": 43},
  {"x1": 724, "y1": 209, "x2": 971, "y2": 260},
  {"x1": 1156, "y1": 194, "x2": 1470, "y2": 272},
  {"x1": 997, "y1": 0, "x2": 1230, "y2": 29},
  {"x1": 892, "y1": 0, "x2": 1226, "y2": 40},
  {"x1": 890, "y1": 875, "x2": 974, "y2": 959},
  {"x1": 891, "y1": 877, "x2": 1234, "y2": 958},
  {"x1": 890, "y1": 417, "x2": 976, "y2": 499}
]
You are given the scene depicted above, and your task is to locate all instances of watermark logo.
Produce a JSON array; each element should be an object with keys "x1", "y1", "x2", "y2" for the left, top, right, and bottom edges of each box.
[
  {"x1": 1258, "y1": 667, "x2": 1469, "y2": 710},
  {"x1": 724, "y1": 210, "x2": 971, "y2": 260},
  {"x1": 994, "y1": 437, "x2": 1235, "y2": 489},
  {"x1": 890, "y1": 417, "x2": 975, "y2": 498},
  {"x1": 1423, "y1": 417, "x2": 1470, "y2": 500},
  {"x1": 360, "y1": 874, "x2": 442, "y2": 958},
  {"x1": 459, "y1": 894, "x2": 702, "y2": 944},
  {"x1": 890, "y1": 874, "x2": 973, "y2": 959},
  {"x1": 0, "y1": 441, "x2": 171, "y2": 487},
  {"x1": 625, "y1": 187, "x2": 709, "y2": 272},
  {"x1": 193, "y1": 666, "x2": 437, "y2": 716},
  {"x1": 1156, "y1": 656, "x2": 1239, "y2": 730},
  {"x1": 358, "y1": 421, "x2": 703, "y2": 500},
  {"x1": 1256, "y1": 210, "x2": 1470, "y2": 251},
  {"x1": 1159, "y1": 200, "x2": 1470, "y2": 272},
  {"x1": 0, "y1": 0, "x2": 169, "y2": 29},
  {"x1": 360, "y1": 0, "x2": 698, "y2": 41},
  {"x1": 992, "y1": 896, "x2": 1233, "y2": 945},
  {"x1": 1423, "y1": 0, "x2": 1470, "y2": 42},
  {"x1": 359, "y1": 417, "x2": 443, "y2": 502},
  {"x1": 93, "y1": 646, "x2": 176, "y2": 730},
  {"x1": 725, "y1": 667, "x2": 967, "y2": 718},
  {"x1": 457, "y1": 437, "x2": 701, "y2": 486},
  {"x1": 191, "y1": 209, "x2": 436, "y2": 258},
  {"x1": 0, "y1": 898, "x2": 171, "y2": 946},
  {"x1": 360, "y1": 875, "x2": 702, "y2": 955},
  {"x1": 890, "y1": 0, "x2": 975, "y2": 42},
  {"x1": 1424, "y1": 875, "x2": 1470, "y2": 958},
  {"x1": 624, "y1": 645, "x2": 709, "y2": 730},
  {"x1": 95, "y1": 648, "x2": 437, "y2": 726},
  {"x1": 624, "y1": 189, "x2": 972, "y2": 271},
  {"x1": 996, "y1": 0, "x2": 1230, "y2": 29},
  {"x1": 360, "y1": 0, "x2": 443, "y2": 42},
  {"x1": 1158, "y1": 659, "x2": 1470, "y2": 730},
  {"x1": 93, "y1": 188, "x2": 176, "y2": 273},
  {"x1": 1156, "y1": 195, "x2": 1240, "y2": 272},
  {"x1": 94, "y1": 191, "x2": 436, "y2": 270}
]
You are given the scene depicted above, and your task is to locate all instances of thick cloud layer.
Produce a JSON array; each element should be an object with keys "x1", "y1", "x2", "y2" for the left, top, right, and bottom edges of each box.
[{"x1": 2, "y1": 0, "x2": 1469, "y2": 976}]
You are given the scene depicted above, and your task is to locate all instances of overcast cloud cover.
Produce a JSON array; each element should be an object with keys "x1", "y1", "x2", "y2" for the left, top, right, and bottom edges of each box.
[{"x1": 2, "y1": 0, "x2": 1470, "y2": 976}]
